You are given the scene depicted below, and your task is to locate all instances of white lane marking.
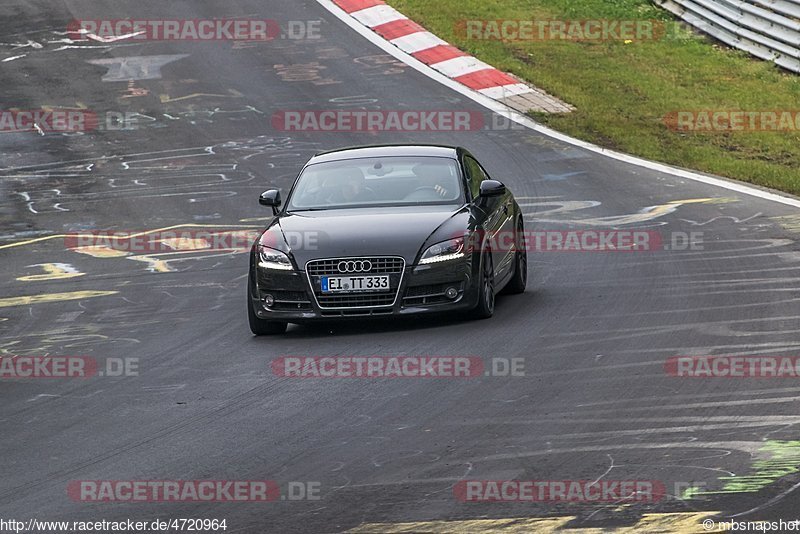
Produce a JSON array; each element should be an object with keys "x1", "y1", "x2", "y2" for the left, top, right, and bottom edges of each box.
[
  {"x1": 142, "y1": 384, "x2": 186, "y2": 391},
  {"x1": 479, "y1": 441, "x2": 765, "y2": 462},
  {"x1": 350, "y1": 5, "x2": 407, "y2": 27},
  {"x1": 87, "y1": 54, "x2": 189, "y2": 82},
  {"x1": 52, "y1": 45, "x2": 112, "y2": 51},
  {"x1": 57, "y1": 311, "x2": 84, "y2": 322},
  {"x1": 7, "y1": 39, "x2": 42, "y2": 50},
  {"x1": 27, "y1": 394, "x2": 61, "y2": 402},
  {"x1": 1, "y1": 54, "x2": 25, "y2": 62},
  {"x1": 317, "y1": 0, "x2": 800, "y2": 209},
  {"x1": 83, "y1": 31, "x2": 146, "y2": 43}
]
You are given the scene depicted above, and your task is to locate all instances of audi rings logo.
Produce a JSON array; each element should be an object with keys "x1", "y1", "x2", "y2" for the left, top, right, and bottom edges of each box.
[{"x1": 338, "y1": 260, "x2": 372, "y2": 273}]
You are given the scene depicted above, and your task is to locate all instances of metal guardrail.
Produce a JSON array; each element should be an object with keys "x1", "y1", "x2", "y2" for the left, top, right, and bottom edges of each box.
[{"x1": 654, "y1": 0, "x2": 800, "y2": 74}]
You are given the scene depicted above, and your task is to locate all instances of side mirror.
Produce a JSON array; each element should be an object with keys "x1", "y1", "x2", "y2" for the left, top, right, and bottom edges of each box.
[
  {"x1": 479, "y1": 180, "x2": 506, "y2": 198},
  {"x1": 259, "y1": 189, "x2": 281, "y2": 215}
]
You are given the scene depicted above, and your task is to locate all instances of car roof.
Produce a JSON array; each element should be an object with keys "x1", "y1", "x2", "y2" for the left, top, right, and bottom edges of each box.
[{"x1": 309, "y1": 144, "x2": 460, "y2": 164}]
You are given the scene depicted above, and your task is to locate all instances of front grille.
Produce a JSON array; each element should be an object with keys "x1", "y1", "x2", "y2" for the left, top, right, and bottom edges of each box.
[
  {"x1": 320, "y1": 308, "x2": 393, "y2": 317},
  {"x1": 317, "y1": 293, "x2": 396, "y2": 308},
  {"x1": 306, "y1": 257, "x2": 404, "y2": 276},
  {"x1": 306, "y1": 256, "x2": 405, "y2": 309}
]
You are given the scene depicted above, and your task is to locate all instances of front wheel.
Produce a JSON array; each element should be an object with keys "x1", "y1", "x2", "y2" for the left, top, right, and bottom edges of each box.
[
  {"x1": 470, "y1": 249, "x2": 495, "y2": 319},
  {"x1": 501, "y1": 219, "x2": 527, "y2": 295}
]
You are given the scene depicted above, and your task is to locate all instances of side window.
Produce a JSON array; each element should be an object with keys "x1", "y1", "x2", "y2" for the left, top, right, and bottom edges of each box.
[{"x1": 464, "y1": 157, "x2": 487, "y2": 200}]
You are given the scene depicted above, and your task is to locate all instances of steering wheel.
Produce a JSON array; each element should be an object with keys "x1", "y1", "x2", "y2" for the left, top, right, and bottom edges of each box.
[{"x1": 403, "y1": 186, "x2": 441, "y2": 201}]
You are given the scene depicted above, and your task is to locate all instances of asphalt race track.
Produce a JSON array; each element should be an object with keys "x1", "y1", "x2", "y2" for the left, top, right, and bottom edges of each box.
[{"x1": 2, "y1": 1, "x2": 800, "y2": 532}]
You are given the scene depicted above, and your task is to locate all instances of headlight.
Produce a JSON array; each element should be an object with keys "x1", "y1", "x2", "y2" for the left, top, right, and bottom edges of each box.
[
  {"x1": 419, "y1": 237, "x2": 465, "y2": 264},
  {"x1": 258, "y1": 246, "x2": 293, "y2": 270}
]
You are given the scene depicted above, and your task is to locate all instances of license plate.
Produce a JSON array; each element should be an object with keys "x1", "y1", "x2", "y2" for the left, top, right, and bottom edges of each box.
[{"x1": 321, "y1": 275, "x2": 390, "y2": 293}]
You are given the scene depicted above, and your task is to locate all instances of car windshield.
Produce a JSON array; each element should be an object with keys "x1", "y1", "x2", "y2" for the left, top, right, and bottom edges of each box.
[{"x1": 286, "y1": 156, "x2": 464, "y2": 211}]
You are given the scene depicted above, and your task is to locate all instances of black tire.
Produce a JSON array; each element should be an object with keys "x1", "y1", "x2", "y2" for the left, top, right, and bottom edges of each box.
[
  {"x1": 501, "y1": 219, "x2": 527, "y2": 295},
  {"x1": 247, "y1": 278, "x2": 288, "y2": 335},
  {"x1": 471, "y1": 249, "x2": 495, "y2": 319}
]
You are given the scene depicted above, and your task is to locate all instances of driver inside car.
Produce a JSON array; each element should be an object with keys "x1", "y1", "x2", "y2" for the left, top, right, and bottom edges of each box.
[
  {"x1": 411, "y1": 163, "x2": 458, "y2": 200},
  {"x1": 321, "y1": 169, "x2": 376, "y2": 204}
]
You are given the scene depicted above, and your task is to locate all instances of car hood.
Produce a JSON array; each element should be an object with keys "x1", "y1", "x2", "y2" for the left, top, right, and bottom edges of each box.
[{"x1": 267, "y1": 205, "x2": 468, "y2": 268}]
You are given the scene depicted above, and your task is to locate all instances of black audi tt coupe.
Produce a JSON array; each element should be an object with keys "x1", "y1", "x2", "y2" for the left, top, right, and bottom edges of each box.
[{"x1": 247, "y1": 144, "x2": 526, "y2": 334}]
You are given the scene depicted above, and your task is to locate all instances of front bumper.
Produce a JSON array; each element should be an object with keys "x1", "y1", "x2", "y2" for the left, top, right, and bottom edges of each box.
[{"x1": 251, "y1": 258, "x2": 478, "y2": 322}]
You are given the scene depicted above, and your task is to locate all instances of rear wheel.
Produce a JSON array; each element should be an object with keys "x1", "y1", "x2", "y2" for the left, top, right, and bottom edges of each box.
[
  {"x1": 247, "y1": 276, "x2": 288, "y2": 335},
  {"x1": 502, "y1": 218, "x2": 527, "y2": 295},
  {"x1": 471, "y1": 249, "x2": 495, "y2": 319}
]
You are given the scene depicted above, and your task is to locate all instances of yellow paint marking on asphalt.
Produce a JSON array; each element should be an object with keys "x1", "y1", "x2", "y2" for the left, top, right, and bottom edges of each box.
[
  {"x1": 625, "y1": 198, "x2": 738, "y2": 223},
  {"x1": 41, "y1": 102, "x2": 88, "y2": 111},
  {"x1": 126, "y1": 248, "x2": 247, "y2": 273},
  {"x1": 617, "y1": 512, "x2": 728, "y2": 533},
  {"x1": 160, "y1": 230, "x2": 259, "y2": 252},
  {"x1": 669, "y1": 197, "x2": 737, "y2": 205},
  {"x1": 160, "y1": 237, "x2": 212, "y2": 251},
  {"x1": 525, "y1": 197, "x2": 739, "y2": 226},
  {"x1": 17, "y1": 263, "x2": 84, "y2": 282},
  {"x1": 227, "y1": 229, "x2": 262, "y2": 240},
  {"x1": 773, "y1": 214, "x2": 800, "y2": 233},
  {"x1": 0, "y1": 290, "x2": 118, "y2": 308},
  {"x1": 72, "y1": 246, "x2": 130, "y2": 258},
  {"x1": 347, "y1": 512, "x2": 728, "y2": 533},
  {"x1": 0, "y1": 234, "x2": 66, "y2": 250},
  {"x1": 130, "y1": 249, "x2": 247, "y2": 257},
  {"x1": 0, "y1": 224, "x2": 262, "y2": 251},
  {"x1": 348, "y1": 516, "x2": 579, "y2": 533},
  {"x1": 127, "y1": 255, "x2": 174, "y2": 273},
  {"x1": 0, "y1": 326, "x2": 113, "y2": 356}
]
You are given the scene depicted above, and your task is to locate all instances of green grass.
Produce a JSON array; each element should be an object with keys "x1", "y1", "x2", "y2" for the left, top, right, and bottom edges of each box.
[{"x1": 387, "y1": 0, "x2": 800, "y2": 195}]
